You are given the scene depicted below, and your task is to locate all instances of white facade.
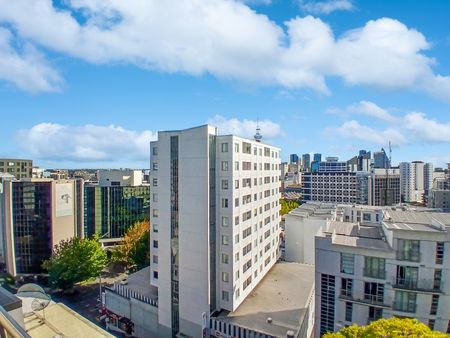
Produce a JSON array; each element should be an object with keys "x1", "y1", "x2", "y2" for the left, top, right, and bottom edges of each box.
[
  {"x1": 150, "y1": 125, "x2": 281, "y2": 337},
  {"x1": 400, "y1": 162, "x2": 433, "y2": 203},
  {"x1": 315, "y1": 209, "x2": 450, "y2": 336},
  {"x1": 98, "y1": 169, "x2": 143, "y2": 187}
]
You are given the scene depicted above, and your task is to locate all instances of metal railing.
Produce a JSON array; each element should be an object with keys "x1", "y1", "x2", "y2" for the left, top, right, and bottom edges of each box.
[
  {"x1": 363, "y1": 268, "x2": 385, "y2": 279},
  {"x1": 393, "y1": 277, "x2": 441, "y2": 293},
  {"x1": 106, "y1": 282, "x2": 158, "y2": 308},
  {"x1": 0, "y1": 306, "x2": 32, "y2": 338},
  {"x1": 392, "y1": 301, "x2": 416, "y2": 313}
]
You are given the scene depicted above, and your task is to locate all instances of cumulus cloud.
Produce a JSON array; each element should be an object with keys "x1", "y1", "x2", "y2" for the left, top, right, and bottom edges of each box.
[
  {"x1": 16, "y1": 123, "x2": 156, "y2": 162},
  {"x1": 299, "y1": 0, "x2": 354, "y2": 15},
  {"x1": 0, "y1": 27, "x2": 62, "y2": 92},
  {"x1": 208, "y1": 115, "x2": 282, "y2": 139},
  {"x1": 0, "y1": 1, "x2": 449, "y2": 101},
  {"x1": 329, "y1": 102, "x2": 450, "y2": 146}
]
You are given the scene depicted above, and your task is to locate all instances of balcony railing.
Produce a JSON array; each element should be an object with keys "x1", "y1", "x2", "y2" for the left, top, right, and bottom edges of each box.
[
  {"x1": 363, "y1": 294, "x2": 385, "y2": 306},
  {"x1": 363, "y1": 268, "x2": 386, "y2": 279},
  {"x1": 341, "y1": 290, "x2": 352, "y2": 298},
  {"x1": 393, "y1": 277, "x2": 441, "y2": 293},
  {"x1": 0, "y1": 306, "x2": 31, "y2": 338},
  {"x1": 396, "y1": 252, "x2": 421, "y2": 262},
  {"x1": 392, "y1": 301, "x2": 416, "y2": 313},
  {"x1": 339, "y1": 293, "x2": 390, "y2": 308}
]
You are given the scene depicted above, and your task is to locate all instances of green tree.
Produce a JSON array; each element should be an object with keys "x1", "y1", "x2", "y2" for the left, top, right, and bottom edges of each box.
[
  {"x1": 43, "y1": 236, "x2": 107, "y2": 290},
  {"x1": 323, "y1": 317, "x2": 448, "y2": 338},
  {"x1": 280, "y1": 198, "x2": 300, "y2": 215},
  {"x1": 111, "y1": 220, "x2": 150, "y2": 270}
]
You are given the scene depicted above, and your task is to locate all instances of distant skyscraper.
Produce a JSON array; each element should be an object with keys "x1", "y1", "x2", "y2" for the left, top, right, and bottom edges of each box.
[
  {"x1": 399, "y1": 161, "x2": 433, "y2": 203},
  {"x1": 373, "y1": 148, "x2": 390, "y2": 169},
  {"x1": 313, "y1": 153, "x2": 322, "y2": 163},
  {"x1": 302, "y1": 153, "x2": 311, "y2": 171},
  {"x1": 290, "y1": 153, "x2": 299, "y2": 164}
]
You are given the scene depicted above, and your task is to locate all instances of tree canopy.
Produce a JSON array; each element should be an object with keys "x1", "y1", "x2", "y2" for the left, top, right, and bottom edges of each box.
[
  {"x1": 111, "y1": 220, "x2": 150, "y2": 270},
  {"x1": 323, "y1": 317, "x2": 448, "y2": 338},
  {"x1": 43, "y1": 236, "x2": 107, "y2": 290},
  {"x1": 280, "y1": 198, "x2": 300, "y2": 215}
]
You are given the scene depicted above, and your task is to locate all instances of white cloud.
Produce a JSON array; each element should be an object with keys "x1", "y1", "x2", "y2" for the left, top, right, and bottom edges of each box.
[
  {"x1": 208, "y1": 115, "x2": 282, "y2": 139},
  {"x1": 0, "y1": 27, "x2": 62, "y2": 92},
  {"x1": 299, "y1": 0, "x2": 354, "y2": 15},
  {"x1": 0, "y1": 1, "x2": 449, "y2": 100},
  {"x1": 16, "y1": 123, "x2": 156, "y2": 162},
  {"x1": 346, "y1": 101, "x2": 396, "y2": 122},
  {"x1": 329, "y1": 102, "x2": 450, "y2": 146}
]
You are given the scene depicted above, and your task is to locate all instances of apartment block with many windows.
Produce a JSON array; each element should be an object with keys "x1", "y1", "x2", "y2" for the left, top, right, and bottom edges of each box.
[
  {"x1": 149, "y1": 125, "x2": 281, "y2": 337},
  {"x1": 315, "y1": 208, "x2": 450, "y2": 336}
]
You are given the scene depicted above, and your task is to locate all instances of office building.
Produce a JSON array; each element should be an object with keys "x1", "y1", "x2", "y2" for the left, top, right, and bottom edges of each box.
[
  {"x1": 84, "y1": 170, "x2": 150, "y2": 239},
  {"x1": 319, "y1": 157, "x2": 347, "y2": 172},
  {"x1": 0, "y1": 179, "x2": 83, "y2": 276},
  {"x1": 428, "y1": 190, "x2": 450, "y2": 211},
  {"x1": 0, "y1": 159, "x2": 32, "y2": 180},
  {"x1": 311, "y1": 154, "x2": 322, "y2": 173},
  {"x1": 302, "y1": 171, "x2": 358, "y2": 204},
  {"x1": 400, "y1": 162, "x2": 434, "y2": 203},
  {"x1": 348, "y1": 151, "x2": 372, "y2": 173},
  {"x1": 315, "y1": 208, "x2": 450, "y2": 336},
  {"x1": 302, "y1": 153, "x2": 311, "y2": 172},
  {"x1": 368, "y1": 168, "x2": 401, "y2": 206},
  {"x1": 373, "y1": 149, "x2": 390, "y2": 169},
  {"x1": 290, "y1": 154, "x2": 299, "y2": 164},
  {"x1": 150, "y1": 125, "x2": 281, "y2": 337}
]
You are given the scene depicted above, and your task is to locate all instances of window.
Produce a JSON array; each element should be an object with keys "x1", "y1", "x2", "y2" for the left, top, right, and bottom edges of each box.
[
  {"x1": 221, "y1": 142, "x2": 228, "y2": 152},
  {"x1": 221, "y1": 253, "x2": 229, "y2": 264},
  {"x1": 153, "y1": 240, "x2": 158, "y2": 248},
  {"x1": 430, "y1": 294, "x2": 439, "y2": 315},
  {"x1": 222, "y1": 272, "x2": 229, "y2": 282},
  {"x1": 243, "y1": 259, "x2": 252, "y2": 272},
  {"x1": 235, "y1": 252, "x2": 239, "y2": 262},
  {"x1": 434, "y1": 269, "x2": 442, "y2": 290},
  {"x1": 221, "y1": 180, "x2": 229, "y2": 190},
  {"x1": 397, "y1": 239, "x2": 420, "y2": 262},
  {"x1": 152, "y1": 162, "x2": 158, "y2": 170},
  {"x1": 153, "y1": 193, "x2": 158, "y2": 202},
  {"x1": 436, "y1": 242, "x2": 444, "y2": 264},
  {"x1": 393, "y1": 291, "x2": 416, "y2": 313},
  {"x1": 243, "y1": 276, "x2": 252, "y2": 290},
  {"x1": 368, "y1": 307, "x2": 382, "y2": 322},
  {"x1": 152, "y1": 147, "x2": 158, "y2": 155},
  {"x1": 364, "y1": 282, "x2": 384, "y2": 303},
  {"x1": 243, "y1": 226, "x2": 252, "y2": 239},
  {"x1": 221, "y1": 161, "x2": 229, "y2": 171},
  {"x1": 221, "y1": 198, "x2": 228, "y2": 208},
  {"x1": 242, "y1": 162, "x2": 251, "y2": 170},
  {"x1": 234, "y1": 161, "x2": 239, "y2": 170},
  {"x1": 429, "y1": 319, "x2": 435, "y2": 331},
  {"x1": 153, "y1": 255, "x2": 158, "y2": 264},
  {"x1": 222, "y1": 235, "x2": 229, "y2": 245},
  {"x1": 153, "y1": 209, "x2": 159, "y2": 218},
  {"x1": 345, "y1": 302, "x2": 353, "y2": 322},
  {"x1": 152, "y1": 178, "x2": 158, "y2": 187},
  {"x1": 235, "y1": 216, "x2": 239, "y2": 225},
  {"x1": 153, "y1": 224, "x2": 158, "y2": 233},
  {"x1": 234, "y1": 143, "x2": 239, "y2": 152},
  {"x1": 235, "y1": 198, "x2": 239, "y2": 207},
  {"x1": 364, "y1": 256, "x2": 385, "y2": 279},
  {"x1": 363, "y1": 213, "x2": 371, "y2": 221},
  {"x1": 153, "y1": 271, "x2": 158, "y2": 279},
  {"x1": 235, "y1": 180, "x2": 239, "y2": 189},
  {"x1": 243, "y1": 142, "x2": 252, "y2": 154},
  {"x1": 235, "y1": 269, "x2": 240, "y2": 280},
  {"x1": 341, "y1": 278, "x2": 353, "y2": 297},
  {"x1": 235, "y1": 234, "x2": 239, "y2": 244},
  {"x1": 396, "y1": 266, "x2": 418, "y2": 288},
  {"x1": 222, "y1": 291, "x2": 229, "y2": 301},
  {"x1": 243, "y1": 243, "x2": 252, "y2": 256},
  {"x1": 221, "y1": 216, "x2": 229, "y2": 226}
]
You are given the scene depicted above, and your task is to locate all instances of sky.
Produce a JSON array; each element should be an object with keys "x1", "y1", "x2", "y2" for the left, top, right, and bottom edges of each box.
[{"x1": 1, "y1": 0, "x2": 450, "y2": 169}]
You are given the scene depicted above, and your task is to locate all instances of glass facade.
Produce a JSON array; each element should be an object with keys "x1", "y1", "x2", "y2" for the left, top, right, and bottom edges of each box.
[
  {"x1": 12, "y1": 182, "x2": 52, "y2": 274},
  {"x1": 84, "y1": 185, "x2": 150, "y2": 238}
]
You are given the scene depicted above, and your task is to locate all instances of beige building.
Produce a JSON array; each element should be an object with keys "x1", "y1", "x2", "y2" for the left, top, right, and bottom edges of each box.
[
  {"x1": 0, "y1": 178, "x2": 84, "y2": 276},
  {"x1": 0, "y1": 159, "x2": 32, "y2": 180}
]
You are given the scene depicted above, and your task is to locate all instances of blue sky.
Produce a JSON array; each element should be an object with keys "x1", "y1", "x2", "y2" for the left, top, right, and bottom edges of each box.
[{"x1": 1, "y1": 0, "x2": 450, "y2": 169}]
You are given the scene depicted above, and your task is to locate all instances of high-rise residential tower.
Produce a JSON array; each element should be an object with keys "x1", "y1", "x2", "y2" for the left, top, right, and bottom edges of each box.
[
  {"x1": 399, "y1": 161, "x2": 434, "y2": 203},
  {"x1": 149, "y1": 125, "x2": 281, "y2": 337}
]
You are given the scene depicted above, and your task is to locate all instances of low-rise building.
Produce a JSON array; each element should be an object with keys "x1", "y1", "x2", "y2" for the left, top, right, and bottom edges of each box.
[{"x1": 0, "y1": 159, "x2": 32, "y2": 180}]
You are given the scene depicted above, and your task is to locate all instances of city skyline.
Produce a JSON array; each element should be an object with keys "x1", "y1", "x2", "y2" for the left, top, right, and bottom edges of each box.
[{"x1": 1, "y1": 1, "x2": 450, "y2": 168}]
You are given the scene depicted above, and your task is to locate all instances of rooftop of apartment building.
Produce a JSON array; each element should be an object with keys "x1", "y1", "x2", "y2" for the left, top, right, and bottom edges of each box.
[
  {"x1": 383, "y1": 209, "x2": 450, "y2": 232},
  {"x1": 214, "y1": 262, "x2": 314, "y2": 338},
  {"x1": 317, "y1": 221, "x2": 391, "y2": 251},
  {"x1": 287, "y1": 202, "x2": 336, "y2": 219},
  {"x1": 107, "y1": 266, "x2": 158, "y2": 302}
]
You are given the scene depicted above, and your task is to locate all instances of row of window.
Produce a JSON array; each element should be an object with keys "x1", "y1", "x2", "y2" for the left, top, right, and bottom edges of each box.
[{"x1": 221, "y1": 142, "x2": 279, "y2": 159}]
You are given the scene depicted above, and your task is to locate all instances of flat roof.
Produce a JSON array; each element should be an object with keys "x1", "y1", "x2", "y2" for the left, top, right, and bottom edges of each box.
[
  {"x1": 24, "y1": 303, "x2": 114, "y2": 338},
  {"x1": 287, "y1": 202, "x2": 336, "y2": 219},
  {"x1": 383, "y1": 210, "x2": 450, "y2": 232},
  {"x1": 215, "y1": 262, "x2": 314, "y2": 337},
  {"x1": 319, "y1": 221, "x2": 391, "y2": 251},
  {"x1": 0, "y1": 287, "x2": 22, "y2": 312},
  {"x1": 122, "y1": 266, "x2": 158, "y2": 300}
]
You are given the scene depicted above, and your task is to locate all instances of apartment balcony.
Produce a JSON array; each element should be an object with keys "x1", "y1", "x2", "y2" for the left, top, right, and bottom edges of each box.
[
  {"x1": 363, "y1": 268, "x2": 386, "y2": 280},
  {"x1": 392, "y1": 277, "x2": 442, "y2": 293},
  {"x1": 392, "y1": 301, "x2": 416, "y2": 314},
  {"x1": 339, "y1": 293, "x2": 390, "y2": 308}
]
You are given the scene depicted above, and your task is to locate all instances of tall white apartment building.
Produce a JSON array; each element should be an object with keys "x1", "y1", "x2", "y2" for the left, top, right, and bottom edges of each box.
[
  {"x1": 149, "y1": 125, "x2": 281, "y2": 337},
  {"x1": 315, "y1": 208, "x2": 450, "y2": 336},
  {"x1": 400, "y1": 161, "x2": 433, "y2": 203}
]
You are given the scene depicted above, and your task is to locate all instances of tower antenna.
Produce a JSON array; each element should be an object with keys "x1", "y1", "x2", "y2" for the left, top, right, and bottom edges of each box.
[{"x1": 254, "y1": 113, "x2": 262, "y2": 142}]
